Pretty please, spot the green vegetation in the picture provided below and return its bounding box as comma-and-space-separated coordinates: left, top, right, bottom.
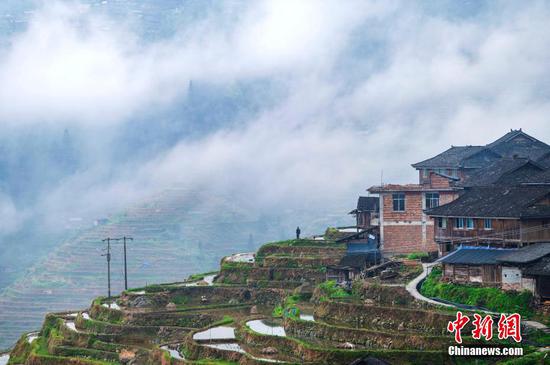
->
421, 267, 534, 316
406, 252, 429, 260
324, 227, 341, 240
211, 315, 234, 326
317, 280, 351, 302
272, 294, 306, 319
499, 351, 548, 364
188, 271, 218, 282
525, 329, 550, 347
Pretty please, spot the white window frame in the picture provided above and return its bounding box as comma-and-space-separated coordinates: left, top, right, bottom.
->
425, 192, 440, 209
466, 218, 474, 230
392, 193, 405, 212
484, 219, 492, 230
455, 218, 465, 229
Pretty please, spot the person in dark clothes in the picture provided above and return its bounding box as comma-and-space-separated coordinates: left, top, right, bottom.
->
296, 226, 301, 240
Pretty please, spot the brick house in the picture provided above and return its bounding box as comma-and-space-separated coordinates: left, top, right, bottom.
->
367, 129, 550, 255
368, 174, 458, 254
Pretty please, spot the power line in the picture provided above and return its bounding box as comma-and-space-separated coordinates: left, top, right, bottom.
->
101, 236, 134, 299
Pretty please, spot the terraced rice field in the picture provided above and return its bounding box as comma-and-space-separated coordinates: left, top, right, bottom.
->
0, 187, 345, 349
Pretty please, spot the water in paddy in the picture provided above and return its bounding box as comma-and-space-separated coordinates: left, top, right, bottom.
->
246, 319, 286, 337
300, 314, 314, 321
0, 354, 9, 365
193, 326, 235, 341
161, 346, 185, 360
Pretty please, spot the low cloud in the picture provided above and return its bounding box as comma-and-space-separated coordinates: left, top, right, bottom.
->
2, 0, 550, 236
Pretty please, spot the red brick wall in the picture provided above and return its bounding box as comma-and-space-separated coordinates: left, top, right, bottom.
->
383, 225, 438, 253
382, 192, 423, 221
380, 190, 459, 254
429, 173, 452, 189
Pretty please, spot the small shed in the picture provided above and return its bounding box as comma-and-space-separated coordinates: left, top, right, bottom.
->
438, 246, 517, 285
326, 242, 381, 284
498, 243, 550, 300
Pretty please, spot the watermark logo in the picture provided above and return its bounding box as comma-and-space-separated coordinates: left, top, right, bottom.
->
447, 311, 522, 343
447, 311, 523, 357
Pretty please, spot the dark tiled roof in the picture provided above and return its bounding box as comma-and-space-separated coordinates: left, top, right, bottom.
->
487, 130, 550, 160
356, 196, 379, 212
412, 146, 485, 169
521, 169, 550, 185
413, 130, 550, 170
536, 152, 550, 169
339, 252, 380, 268
498, 243, 550, 264
458, 158, 545, 187
426, 186, 550, 218
523, 256, 550, 276
439, 246, 517, 265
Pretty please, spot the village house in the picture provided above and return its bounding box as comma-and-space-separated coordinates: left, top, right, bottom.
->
326, 238, 381, 284
426, 185, 550, 255
438, 246, 512, 285
498, 243, 550, 303
367, 129, 550, 255
349, 196, 379, 230
439, 243, 550, 303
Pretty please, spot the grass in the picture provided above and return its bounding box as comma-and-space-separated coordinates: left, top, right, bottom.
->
420, 267, 534, 317
317, 280, 351, 302
272, 294, 307, 319
188, 271, 218, 281
406, 252, 429, 260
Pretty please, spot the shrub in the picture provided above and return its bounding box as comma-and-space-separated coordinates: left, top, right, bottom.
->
407, 252, 429, 260
318, 280, 351, 300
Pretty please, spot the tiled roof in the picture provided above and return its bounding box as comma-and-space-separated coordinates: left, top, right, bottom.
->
458, 158, 545, 187
426, 186, 550, 218
498, 243, 550, 264
439, 246, 517, 265
536, 152, 550, 169
339, 252, 381, 268
523, 256, 550, 276
487, 129, 550, 160
412, 146, 485, 169
413, 130, 550, 170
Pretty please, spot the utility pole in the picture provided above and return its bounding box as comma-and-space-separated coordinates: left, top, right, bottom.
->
101, 238, 112, 301
102, 236, 133, 293
122, 236, 133, 290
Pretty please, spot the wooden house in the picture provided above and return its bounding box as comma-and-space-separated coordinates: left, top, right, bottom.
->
426, 185, 550, 255
326, 242, 381, 284
438, 246, 514, 285
349, 196, 379, 229
497, 243, 550, 302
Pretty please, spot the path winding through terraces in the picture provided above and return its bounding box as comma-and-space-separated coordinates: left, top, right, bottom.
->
406, 263, 549, 334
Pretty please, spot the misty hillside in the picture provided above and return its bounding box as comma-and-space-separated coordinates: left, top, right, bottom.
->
0, 186, 349, 349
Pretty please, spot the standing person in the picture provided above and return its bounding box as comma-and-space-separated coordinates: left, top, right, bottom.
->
296, 226, 301, 240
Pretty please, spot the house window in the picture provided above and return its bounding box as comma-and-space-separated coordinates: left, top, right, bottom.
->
456, 218, 465, 229
437, 217, 447, 229
484, 219, 492, 230
392, 193, 405, 212
466, 218, 474, 230
425, 193, 440, 209
422, 169, 428, 178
